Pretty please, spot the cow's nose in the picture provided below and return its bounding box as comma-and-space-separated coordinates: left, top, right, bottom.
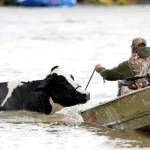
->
86, 92, 90, 100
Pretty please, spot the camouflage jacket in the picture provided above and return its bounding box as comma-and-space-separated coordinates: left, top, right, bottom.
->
99, 47, 150, 88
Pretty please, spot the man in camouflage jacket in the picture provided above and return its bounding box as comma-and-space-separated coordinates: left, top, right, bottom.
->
95, 37, 150, 96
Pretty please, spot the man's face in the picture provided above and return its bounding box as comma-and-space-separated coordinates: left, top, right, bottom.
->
131, 47, 136, 55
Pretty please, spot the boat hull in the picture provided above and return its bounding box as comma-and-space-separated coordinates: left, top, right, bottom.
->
80, 86, 150, 131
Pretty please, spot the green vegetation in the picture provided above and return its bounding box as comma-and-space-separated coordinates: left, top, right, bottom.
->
0, 0, 16, 5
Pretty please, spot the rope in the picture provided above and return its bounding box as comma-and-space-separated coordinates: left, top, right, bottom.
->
85, 69, 95, 90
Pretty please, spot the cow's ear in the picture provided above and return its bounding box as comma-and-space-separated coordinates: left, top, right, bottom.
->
34, 76, 53, 93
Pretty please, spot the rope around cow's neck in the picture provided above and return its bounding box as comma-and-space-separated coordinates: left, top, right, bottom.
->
85, 69, 95, 90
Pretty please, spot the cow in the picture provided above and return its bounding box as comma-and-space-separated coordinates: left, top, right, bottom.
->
0, 66, 90, 114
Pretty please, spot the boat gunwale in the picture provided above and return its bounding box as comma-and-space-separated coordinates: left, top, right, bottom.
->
80, 86, 150, 114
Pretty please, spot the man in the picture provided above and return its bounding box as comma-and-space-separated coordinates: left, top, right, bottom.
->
95, 37, 150, 96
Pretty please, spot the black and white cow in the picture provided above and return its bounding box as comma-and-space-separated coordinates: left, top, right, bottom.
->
0, 66, 90, 114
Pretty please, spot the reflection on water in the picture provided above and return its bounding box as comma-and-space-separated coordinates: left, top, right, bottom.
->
95, 127, 150, 148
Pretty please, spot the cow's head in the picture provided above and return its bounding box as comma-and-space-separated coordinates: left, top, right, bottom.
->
48, 66, 90, 107
34, 66, 90, 113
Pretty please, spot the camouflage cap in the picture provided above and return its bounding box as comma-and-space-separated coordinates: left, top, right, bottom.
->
131, 37, 147, 48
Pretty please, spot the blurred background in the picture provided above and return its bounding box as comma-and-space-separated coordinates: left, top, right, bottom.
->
1, 0, 150, 6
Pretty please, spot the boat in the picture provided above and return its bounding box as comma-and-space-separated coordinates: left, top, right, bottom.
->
16, 0, 76, 7
80, 86, 150, 131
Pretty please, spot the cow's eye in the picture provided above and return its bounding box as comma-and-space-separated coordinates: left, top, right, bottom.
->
59, 78, 64, 81
70, 74, 75, 81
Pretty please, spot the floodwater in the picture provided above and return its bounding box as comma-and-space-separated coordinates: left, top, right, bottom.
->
0, 5, 150, 150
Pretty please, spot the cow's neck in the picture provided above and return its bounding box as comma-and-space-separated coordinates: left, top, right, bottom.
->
49, 97, 64, 113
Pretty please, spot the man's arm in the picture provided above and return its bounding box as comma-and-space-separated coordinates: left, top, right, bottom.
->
97, 61, 133, 81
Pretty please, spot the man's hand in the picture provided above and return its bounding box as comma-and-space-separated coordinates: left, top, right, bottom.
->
95, 64, 102, 73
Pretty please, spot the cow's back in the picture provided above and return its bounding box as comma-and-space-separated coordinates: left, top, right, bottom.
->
0, 82, 8, 105
0, 80, 43, 110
